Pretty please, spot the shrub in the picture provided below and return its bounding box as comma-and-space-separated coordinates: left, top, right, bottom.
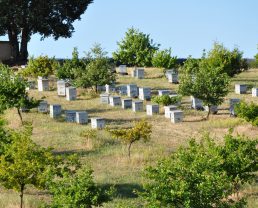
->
152, 48, 177, 70
23, 55, 59, 78
234, 101, 258, 126
151, 95, 182, 106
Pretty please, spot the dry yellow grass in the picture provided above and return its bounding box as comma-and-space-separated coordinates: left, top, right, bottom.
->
1, 67, 258, 207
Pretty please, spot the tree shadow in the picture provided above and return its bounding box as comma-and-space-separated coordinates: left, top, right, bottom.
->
101, 183, 144, 199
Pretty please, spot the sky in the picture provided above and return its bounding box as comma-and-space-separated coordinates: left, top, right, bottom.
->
1, 0, 258, 58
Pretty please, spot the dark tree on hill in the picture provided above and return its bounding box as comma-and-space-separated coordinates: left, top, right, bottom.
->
0, 0, 93, 62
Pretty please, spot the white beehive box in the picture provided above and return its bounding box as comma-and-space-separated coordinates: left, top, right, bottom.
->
37, 77, 49, 91
100, 94, 109, 104
57, 80, 66, 96
164, 105, 177, 118
118, 65, 127, 74
50, 104, 62, 118
132, 100, 143, 112
204, 105, 218, 114
139, 87, 151, 100
165, 69, 177, 79
170, 110, 183, 123
167, 73, 178, 83
109, 96, 121, 106
127, 84, 138, 98
252, 88, 258, 97
66, 87, 77, 101
158, 90, 172, 96
38, 101, 48, 113
146, 104, 159, 116
229, 98, 240, 116
91, 117, 105, 129
235, 84, 247, 94
76, 111, 88, 124
191, 96, 203, 110
122, 98, 132, 109
65, 110, 76, 122
118, 85, 127, 95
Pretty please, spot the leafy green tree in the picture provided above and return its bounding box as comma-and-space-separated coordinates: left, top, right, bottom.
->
151, 94, 182, 106
234, 101, 258, 126
49, 165, 112, 208
207, 42, 248, 77
152, 48, 177, 70
0, 64, 38, 123
113, 27, 159, 67
108, 120, 152, 158
22, 55, 59, 78
56, 47, 86, 80
179, 58, 230, 119
75, 43, 116, 92
142, 133, 258, 208
0, 125, 54, 208
0, 0, 93, 62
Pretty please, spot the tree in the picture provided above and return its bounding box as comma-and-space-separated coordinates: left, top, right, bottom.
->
0, 0, 93, 62
75, 43, 116, 92
151, 94, 182, 106
113, 27, 159, 67
0, 125, 54, 208
142, 133, 258, 208
49, 165, 112, 208
0, 64, 38, 123
207, 42, 248, 77
56, 47, 86, 80
108, 120, 152, 158
234, 101, 258, 126
152, 48, 177, 70
179, 58, 230, 119
22, 55, 59, 78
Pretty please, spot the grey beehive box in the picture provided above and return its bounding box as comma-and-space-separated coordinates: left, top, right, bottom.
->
38, 101, 48, 113
37, 76, 49, 91
109, 96, 121, 106
158, 90, 172, 96
139, 87, 151, 100
146, 104, 159, 116
66, 87, 77, 101
91, 117, 105, 129
118, 85, 127, 95
127, 84, 138, 98
170, 110, 183, 123
122, 98, 132, 109
191, 96, 203, 110
132, 100, 144, 112
50, 104, 62, 118
65, 110, 76, 122
118, 65, 127, 74
76, 111, 88, 124
235, 84, 247, 94
204, 105, 218, 114
167, 73, 178, 84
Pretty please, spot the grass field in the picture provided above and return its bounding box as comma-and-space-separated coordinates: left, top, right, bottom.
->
1, 67, 258, 207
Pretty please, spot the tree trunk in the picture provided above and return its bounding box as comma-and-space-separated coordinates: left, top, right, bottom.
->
7, 28, 19, 62
206, 105, 211, 120
20, 184, 25, 208
20, 28, 29, 62
95, 85, 98, 93
17, 108, 23, 124
128, 142, 133, 159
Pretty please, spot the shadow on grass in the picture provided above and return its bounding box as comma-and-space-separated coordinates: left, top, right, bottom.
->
101, 183, 144, 199
105, 118, 139, 126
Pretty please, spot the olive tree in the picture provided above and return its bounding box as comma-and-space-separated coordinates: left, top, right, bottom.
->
113, 27, 159, 67
179, 58, 230, 119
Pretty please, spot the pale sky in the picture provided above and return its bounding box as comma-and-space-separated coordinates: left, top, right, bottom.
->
1, 0, 258, 58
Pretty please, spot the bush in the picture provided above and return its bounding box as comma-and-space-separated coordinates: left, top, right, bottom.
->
23, 55, 59, 78
152, 48, 177, 70
141, 133, 258, 207
234, 101, 258, 126
151, 95, 181, 106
